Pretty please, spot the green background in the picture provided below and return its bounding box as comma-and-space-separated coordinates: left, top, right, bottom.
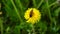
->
0, 0, 60, 34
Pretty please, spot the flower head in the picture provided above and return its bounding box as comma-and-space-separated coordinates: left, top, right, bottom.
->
24, 8, 41, 24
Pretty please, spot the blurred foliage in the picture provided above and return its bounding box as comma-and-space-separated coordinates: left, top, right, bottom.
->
0, 0, 60, 34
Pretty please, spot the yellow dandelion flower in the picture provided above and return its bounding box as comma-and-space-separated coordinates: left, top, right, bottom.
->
24, 8, 41, 24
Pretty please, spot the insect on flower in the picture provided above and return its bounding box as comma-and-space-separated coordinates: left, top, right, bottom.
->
24, 8, 41, 24
30, 10, 34, 17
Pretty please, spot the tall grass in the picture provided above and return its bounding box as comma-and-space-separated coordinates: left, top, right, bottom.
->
0, 0, 60, 34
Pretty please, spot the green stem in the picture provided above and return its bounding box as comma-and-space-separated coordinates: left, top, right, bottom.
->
0, 18, 3, 34
37, 0, 44, 8
17, 0, 24, 17
46, 0, 52, 22
32, 0, 36, 8
17, 0, 23, 11
28, 30, 31, 34
10, 0, 23, 23
32, 25, 35, 34
45, 0, 56, 29
46, 0, 58, 33
49, 1, 57, 8
0, 3, 3, 34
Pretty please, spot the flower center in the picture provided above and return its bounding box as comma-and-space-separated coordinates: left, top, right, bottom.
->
30, 10, 34, 17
